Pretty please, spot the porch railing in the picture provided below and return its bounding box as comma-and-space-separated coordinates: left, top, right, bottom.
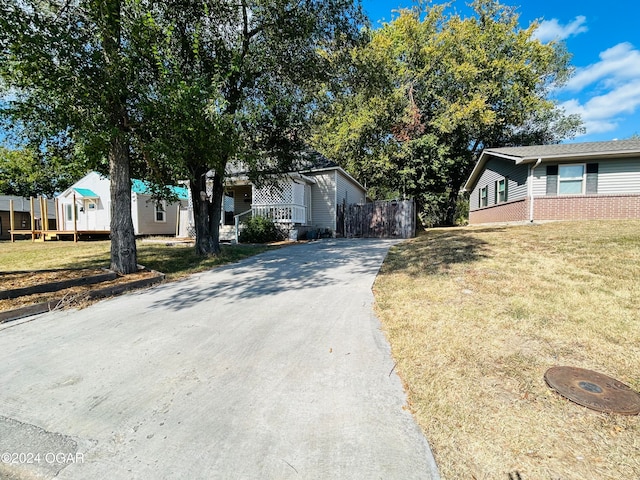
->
252, 203, 306, 224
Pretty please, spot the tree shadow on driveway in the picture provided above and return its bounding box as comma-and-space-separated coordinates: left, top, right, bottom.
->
147, 238, 399, 311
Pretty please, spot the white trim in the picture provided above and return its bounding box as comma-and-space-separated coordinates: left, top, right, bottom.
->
558, 163, 586, 195
479, 185, 488, 207
497, 179, 506, 203
529, 158, 542, 222
154, 200, 167, 223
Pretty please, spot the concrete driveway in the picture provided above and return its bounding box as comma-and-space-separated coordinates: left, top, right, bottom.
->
0, 239, 439, 479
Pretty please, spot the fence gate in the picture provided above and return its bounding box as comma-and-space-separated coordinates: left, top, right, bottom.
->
336, 199, 415, 239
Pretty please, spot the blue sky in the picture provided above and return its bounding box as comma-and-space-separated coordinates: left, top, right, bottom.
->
361, 0, 640, 143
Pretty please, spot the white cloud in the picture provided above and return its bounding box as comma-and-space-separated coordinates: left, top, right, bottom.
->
558, 42, 640, 136
533, 16, 588, 43
566, 42, 640, 92
561, 79, 640, 135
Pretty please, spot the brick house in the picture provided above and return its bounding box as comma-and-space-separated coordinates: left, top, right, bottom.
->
463, 140, 640, 225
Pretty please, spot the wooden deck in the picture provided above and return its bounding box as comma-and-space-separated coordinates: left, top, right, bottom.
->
9, 229, 110, 242
6, 196, 111, 242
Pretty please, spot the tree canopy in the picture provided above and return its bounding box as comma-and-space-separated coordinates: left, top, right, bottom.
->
0, 146, 83, 197
1, 0, 365, 266
312, 0, 584, 225
134, 0, 365, 255
1, 0, 150, 273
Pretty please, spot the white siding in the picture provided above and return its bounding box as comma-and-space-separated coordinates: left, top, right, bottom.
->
308, 171, 336, 230
57, 172, 111, 231
532, 164, 546, 197
336, 170, 366, 206
598, 158, 640, 193
133, 194, 185, 235
532, 158, 640, 196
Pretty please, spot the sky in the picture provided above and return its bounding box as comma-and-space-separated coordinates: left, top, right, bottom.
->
361, 0, 640, 143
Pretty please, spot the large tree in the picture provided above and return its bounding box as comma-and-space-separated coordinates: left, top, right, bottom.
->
313, 0, 584, 225
1, 0, 144, 273
134, 0, 365, 255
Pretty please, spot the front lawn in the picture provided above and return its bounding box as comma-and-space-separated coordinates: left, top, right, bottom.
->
0, 239, 274, 280
374, 221, 639, 480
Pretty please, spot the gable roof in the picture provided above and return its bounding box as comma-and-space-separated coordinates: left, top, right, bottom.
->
225, 150, 366, 193
464, 139, 640, 192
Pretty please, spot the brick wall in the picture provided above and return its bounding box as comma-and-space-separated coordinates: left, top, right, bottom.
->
534, 194, 640, 221
469, 199, 528, 224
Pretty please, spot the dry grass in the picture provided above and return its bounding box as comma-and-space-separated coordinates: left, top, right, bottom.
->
0, 239, 275, 313
374, 221, 640, 480
0, 239, 274, 279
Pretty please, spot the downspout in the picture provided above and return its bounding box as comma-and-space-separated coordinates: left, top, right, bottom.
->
529, 158, 542, 222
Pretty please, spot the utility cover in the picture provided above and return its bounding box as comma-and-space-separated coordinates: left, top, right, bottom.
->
544, 366, 640, 415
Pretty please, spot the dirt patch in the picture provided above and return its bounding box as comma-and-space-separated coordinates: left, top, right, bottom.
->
0, 269, 109, 291
0, 269, 163, 318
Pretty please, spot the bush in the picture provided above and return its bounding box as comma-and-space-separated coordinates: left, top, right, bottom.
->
238, 216, 285, 243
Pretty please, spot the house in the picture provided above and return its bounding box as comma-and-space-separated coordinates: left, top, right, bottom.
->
463, 140, 640, 225
193, 153, 368, 240
57, 172, 188, 236
0, 195, 56, 240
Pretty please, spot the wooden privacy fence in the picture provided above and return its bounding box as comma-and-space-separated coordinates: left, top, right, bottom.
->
337, 199, 416, 239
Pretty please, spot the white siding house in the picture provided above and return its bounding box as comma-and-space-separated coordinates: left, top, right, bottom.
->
193, 155, 368, 240
57, 172, 188, 236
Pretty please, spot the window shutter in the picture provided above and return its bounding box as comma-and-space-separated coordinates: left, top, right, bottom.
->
494, 181, 498, 204
586, 163, 598, 194
546, 165, 558, 196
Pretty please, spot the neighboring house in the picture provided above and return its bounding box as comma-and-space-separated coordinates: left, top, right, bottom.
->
57, 172, 188, 236
0, 195, 56, 240
463, 140, 640, 225
193, 153, 368, 240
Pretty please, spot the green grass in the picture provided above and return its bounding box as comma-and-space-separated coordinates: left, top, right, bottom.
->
374, 220, 640, 480
0, 239, 274, 279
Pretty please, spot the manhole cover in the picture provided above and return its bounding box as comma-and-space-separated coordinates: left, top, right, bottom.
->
545, 366, 640, 415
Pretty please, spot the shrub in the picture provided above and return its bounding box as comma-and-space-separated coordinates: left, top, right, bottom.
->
238, 216, 285, 243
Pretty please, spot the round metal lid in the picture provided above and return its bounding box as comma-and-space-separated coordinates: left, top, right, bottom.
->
544, 366, 640, 415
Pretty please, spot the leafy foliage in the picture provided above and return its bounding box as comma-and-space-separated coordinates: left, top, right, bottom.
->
1, 1, 365, 264
0, 0, 147, 273
0, 146, 83, 197
134, 0, 365, 256
313, 0, 584, 225
238, 216, 286, 244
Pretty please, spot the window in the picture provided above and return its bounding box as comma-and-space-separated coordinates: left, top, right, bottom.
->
88, 202, 96, 210
223, 191, 235, 226
65, 204, 77, 221
559, 164, 585, 194
155, 201, 166, 223
496, 179, 507, 203
480, 186, 488, 207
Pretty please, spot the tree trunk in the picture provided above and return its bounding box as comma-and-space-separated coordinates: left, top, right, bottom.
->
109, 134, 138, 274
191, 171, 222, 256
98, 0, 137, 273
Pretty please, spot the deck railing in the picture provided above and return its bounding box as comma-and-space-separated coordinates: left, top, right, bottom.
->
252, 203, 306, 224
